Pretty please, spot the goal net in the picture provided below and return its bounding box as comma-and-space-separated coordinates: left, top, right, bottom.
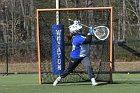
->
36, 7, 113, 84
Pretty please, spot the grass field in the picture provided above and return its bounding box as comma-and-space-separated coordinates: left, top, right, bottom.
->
0, 74, 140, 93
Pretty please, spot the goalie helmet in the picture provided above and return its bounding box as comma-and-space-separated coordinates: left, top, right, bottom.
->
69, 20, 82, 34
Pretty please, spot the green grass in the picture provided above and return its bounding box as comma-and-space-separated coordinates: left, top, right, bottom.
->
0, 74, 140, 93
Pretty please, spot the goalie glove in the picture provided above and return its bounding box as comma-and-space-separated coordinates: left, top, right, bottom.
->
88, 26, 94, 35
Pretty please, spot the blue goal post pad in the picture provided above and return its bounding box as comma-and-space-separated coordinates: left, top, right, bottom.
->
52, 24, 65, 75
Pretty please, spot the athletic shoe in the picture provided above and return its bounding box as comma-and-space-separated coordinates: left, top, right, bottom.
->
91, 78, 98, 86
53, 76, 61, 86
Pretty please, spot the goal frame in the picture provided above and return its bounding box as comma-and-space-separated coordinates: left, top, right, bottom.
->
36, 7, 113, 85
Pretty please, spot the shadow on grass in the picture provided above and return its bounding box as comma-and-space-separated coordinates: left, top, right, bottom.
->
113, 80, 140, 85
57, 82, 109, 86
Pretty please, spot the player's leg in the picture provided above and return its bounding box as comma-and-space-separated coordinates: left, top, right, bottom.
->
61, 59, 80, 77
53, 76, 61, 86
53, 58, 82, 86
81, 57, 98, 86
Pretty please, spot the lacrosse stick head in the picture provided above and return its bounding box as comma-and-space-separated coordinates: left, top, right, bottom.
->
93, 26, 110, 40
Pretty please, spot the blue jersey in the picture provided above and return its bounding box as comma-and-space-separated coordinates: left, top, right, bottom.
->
70, 34, 90, 58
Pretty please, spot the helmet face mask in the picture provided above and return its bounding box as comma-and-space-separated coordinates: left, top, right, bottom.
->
69, 20, 82, 34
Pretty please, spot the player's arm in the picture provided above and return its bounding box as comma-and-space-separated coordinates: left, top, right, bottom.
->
82, 35, 92, 44
82, 26, 94, 44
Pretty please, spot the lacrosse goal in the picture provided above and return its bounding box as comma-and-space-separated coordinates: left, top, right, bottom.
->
36, 7, 113, 84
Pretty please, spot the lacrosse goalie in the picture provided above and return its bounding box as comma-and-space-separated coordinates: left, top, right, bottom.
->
53, 20, 98, 86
